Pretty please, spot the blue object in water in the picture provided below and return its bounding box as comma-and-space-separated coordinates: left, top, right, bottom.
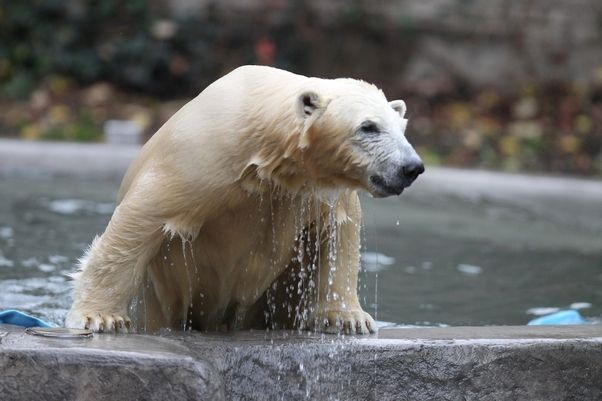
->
0, 309, 52, 328
528, 309, 588, 325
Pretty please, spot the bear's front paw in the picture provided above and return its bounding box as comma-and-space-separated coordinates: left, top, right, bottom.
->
309, 308, 377, 335
65, 311, 131, 333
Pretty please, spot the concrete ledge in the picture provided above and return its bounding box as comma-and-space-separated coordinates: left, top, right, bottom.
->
2, 139, 601, 194
0, 139, 139, 180
0, 325, 223, 401
2, 325, 601, 400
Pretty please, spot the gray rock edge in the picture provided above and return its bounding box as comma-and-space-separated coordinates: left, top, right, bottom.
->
1, 324, 601, 400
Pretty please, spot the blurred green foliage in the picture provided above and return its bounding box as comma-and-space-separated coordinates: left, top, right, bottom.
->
0, 0, 408, 99
0, 0, 220, 98
408, 83, 602, 176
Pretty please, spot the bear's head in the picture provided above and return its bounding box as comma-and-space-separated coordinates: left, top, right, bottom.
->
296, 78, 424, 197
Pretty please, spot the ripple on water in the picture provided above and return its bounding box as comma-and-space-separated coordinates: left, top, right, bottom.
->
526, 307, 561, 316
361, 252, 395, 272
38, 263, 56, 273
48, 255, 69, 264
0, 276, 71, 325
457, 264, 483, 276
0, 254, 15, 267
20, 257, 39, 268
569, 302, 592, 310
46, 199, 114, 215
0, 226, 14, 239
526, 302, 593, 316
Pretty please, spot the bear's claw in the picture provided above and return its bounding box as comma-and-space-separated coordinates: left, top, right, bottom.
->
69, 312, 131, 333
308, 309, 377, 335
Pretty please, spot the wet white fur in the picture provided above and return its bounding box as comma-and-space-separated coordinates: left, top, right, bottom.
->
65, 65, 417, 334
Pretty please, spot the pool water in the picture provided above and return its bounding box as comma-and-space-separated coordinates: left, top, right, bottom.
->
360, 191, 602, 326
0, 173, 600, 327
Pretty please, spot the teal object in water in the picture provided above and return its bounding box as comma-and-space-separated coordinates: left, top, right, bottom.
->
0, 310, 52, 328
528, 310, 588, 325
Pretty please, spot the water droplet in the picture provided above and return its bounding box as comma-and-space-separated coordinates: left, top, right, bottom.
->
395, 220, 400, 226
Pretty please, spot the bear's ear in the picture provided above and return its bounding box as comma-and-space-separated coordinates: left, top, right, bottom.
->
297, 91, 323, 118
389, 100, 407, 118
297, 91, 328, 148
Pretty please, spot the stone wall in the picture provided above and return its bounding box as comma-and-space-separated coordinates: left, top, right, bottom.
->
163, 0, 602, 93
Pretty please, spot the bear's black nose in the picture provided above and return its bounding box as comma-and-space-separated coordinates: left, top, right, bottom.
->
370, 161, 425, 197
402, 161, 425, 182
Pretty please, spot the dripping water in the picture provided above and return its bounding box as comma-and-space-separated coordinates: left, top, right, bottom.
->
180, 238, 194, 331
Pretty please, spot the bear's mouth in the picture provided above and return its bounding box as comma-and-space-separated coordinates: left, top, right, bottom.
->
369, 175, 404, 197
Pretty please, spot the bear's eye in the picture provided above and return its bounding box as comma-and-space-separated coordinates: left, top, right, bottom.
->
360, 120, 380, 134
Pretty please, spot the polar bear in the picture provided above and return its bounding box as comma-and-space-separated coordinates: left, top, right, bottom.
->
66, 65, 424, 334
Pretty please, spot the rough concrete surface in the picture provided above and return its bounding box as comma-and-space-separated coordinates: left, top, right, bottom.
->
1, 324, 601, 401
0, 325, 223, 401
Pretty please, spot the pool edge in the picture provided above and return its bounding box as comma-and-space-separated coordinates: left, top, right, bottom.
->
1, 325, 601, 400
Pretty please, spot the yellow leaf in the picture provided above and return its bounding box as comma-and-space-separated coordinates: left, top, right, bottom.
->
48, 105, 71, 124
463, 129, 482, 150
499, 136, 519, 157
575, 114, 592, 134
445, 102, 471, 129
595, 67, 602, 85
21, 124, 41, 140
558, 136, 580, 154
48, 76, 71, 95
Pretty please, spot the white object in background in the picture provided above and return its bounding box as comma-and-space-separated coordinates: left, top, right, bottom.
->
104, 119, 142, 145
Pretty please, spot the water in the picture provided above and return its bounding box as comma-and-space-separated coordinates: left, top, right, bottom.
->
0, 176, 115, 324
358, 177, 602, 326
0, 174, 600, 327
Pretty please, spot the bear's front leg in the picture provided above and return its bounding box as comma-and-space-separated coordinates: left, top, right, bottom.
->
309, 192, 376, 335
66, 193, 165, 333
